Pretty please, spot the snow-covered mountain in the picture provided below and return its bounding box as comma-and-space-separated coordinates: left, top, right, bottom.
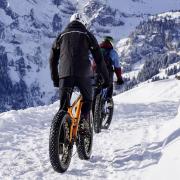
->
0, 0, 76, 112
116, 11, 180, 92
0, 78, 180, 179
0, 0, 180, 112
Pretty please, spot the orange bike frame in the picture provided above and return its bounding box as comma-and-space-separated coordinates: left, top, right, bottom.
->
67, 95, 83, 142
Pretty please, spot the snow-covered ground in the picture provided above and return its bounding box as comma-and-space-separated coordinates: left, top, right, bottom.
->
0, 78, 180, 179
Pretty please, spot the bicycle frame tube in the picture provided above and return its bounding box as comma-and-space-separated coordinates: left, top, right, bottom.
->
68, 95, 83, 142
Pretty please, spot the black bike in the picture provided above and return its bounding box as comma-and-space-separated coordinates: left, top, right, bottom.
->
93, 85, 114, 133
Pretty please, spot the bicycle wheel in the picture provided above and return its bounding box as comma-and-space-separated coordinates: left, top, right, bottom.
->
93, 94, 103, 133
76, 112, 93, 160
49, 110, 73, 173
101, 98, 114, 129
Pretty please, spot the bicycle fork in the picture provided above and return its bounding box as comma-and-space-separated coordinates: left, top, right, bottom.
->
68, 96, 83, 143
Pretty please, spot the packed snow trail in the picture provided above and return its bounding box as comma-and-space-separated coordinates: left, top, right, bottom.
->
0, 79, 180, 180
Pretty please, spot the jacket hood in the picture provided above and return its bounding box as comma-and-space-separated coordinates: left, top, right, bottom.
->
100, 40, 113, 49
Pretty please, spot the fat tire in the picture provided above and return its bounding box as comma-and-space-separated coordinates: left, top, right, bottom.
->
93, 94, 103, 133
49, 110, 73, 173
101, 98, 114, 129
76, 113, 93, 160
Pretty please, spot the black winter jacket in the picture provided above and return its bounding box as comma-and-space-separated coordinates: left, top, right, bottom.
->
49, 21, 109, 85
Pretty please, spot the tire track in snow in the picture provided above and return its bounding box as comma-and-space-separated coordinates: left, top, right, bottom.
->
0, 101, 179, 179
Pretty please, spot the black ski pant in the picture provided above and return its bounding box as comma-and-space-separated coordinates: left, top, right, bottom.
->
59, 76, 92, 116
92, 71, 113, 114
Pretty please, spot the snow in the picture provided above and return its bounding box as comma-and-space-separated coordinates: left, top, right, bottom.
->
8, 67, 20, 84
115, 78, 180, 103
8, 0, 34, 16
108, 0, 180, 14
0, 9, 13, 25
71, 0, 180, 40
111, 16, 142, 40
157, 11, 180, 19
142, 104, 180, 180
8, 0, 58, 19
1, 0, 180, 110
0, 78, 180, 179
1, 0, 180, 178
106, 0, 180, 39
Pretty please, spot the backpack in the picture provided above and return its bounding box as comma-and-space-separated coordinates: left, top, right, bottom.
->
101, 48, 114, 71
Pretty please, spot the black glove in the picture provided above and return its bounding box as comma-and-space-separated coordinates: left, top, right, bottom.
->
53, 81, 59, 87
102, 81, 110, 88
116, 78, 124, 85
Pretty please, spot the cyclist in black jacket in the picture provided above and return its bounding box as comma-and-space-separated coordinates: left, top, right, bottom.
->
49, 13, 109, 131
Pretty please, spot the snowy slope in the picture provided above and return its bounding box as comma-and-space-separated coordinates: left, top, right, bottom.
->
0, 78, 180, 179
